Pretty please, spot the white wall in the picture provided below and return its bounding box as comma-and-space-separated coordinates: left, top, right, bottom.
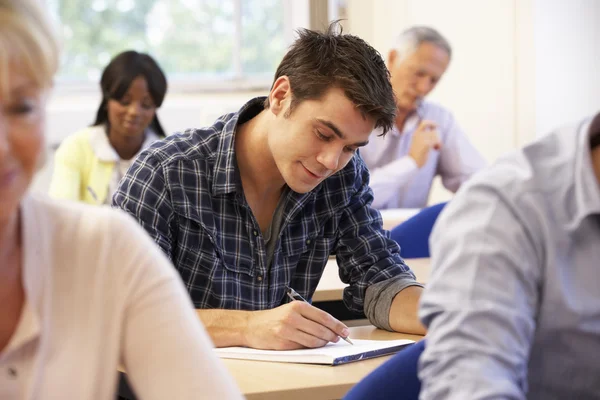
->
534, 0, 600, 136
346, 0, 523, 203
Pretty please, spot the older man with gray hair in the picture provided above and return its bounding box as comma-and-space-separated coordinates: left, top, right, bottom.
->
360, 26, 486, 209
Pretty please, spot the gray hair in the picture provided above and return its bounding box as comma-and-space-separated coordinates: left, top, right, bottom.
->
395, 26, 452, 60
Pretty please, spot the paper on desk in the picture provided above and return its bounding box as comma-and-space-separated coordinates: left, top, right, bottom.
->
215, 338, 415, 365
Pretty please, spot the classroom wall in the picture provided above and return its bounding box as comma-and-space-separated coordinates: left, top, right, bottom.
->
345, 0, 600, 204
534, 0, 600, 137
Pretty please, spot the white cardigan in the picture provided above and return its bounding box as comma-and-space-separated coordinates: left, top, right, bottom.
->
0, 195, 242, 399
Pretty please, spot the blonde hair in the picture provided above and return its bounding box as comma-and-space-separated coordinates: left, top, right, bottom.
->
0, 0, 60, 97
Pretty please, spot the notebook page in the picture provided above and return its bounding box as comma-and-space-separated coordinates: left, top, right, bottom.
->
216, 338, 415, 364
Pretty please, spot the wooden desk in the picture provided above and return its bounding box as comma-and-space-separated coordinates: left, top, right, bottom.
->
313, 258, 431, 302
223, 326, 423, 400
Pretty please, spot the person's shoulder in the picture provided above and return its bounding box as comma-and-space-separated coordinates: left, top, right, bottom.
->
56, 125, 101, 152
32, 194, 135, 234
34, 195, 157, 261
141, 112, 237, 166
319, 154, 369, 201
459, 127, 574, 214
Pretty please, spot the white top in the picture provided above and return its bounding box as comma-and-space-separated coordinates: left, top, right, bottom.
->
88, 126, 159, 205
360, 101, 486, 209
0, 195, 242, 400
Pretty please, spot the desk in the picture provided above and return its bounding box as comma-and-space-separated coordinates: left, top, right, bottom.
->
379, 208, 420, 230
223, 325, 423, 400
313, 258, 431, 303
118, 326, 423, 400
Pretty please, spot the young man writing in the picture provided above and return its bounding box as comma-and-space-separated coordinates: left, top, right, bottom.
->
113, 23, 425, 350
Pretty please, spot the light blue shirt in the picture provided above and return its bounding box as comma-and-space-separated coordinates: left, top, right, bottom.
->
360, 101, 486, 209
419, 116, 600, 399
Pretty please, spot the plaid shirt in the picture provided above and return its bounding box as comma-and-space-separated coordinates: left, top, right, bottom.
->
113, 97, 417, 314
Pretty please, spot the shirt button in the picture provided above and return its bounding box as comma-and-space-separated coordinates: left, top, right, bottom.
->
257, 275, 263, 282
306, 239, 311, 244
7, 367, 17, 378
253, 230, 258, 236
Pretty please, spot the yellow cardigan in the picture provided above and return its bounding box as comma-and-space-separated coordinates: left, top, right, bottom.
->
49, 126, 116, 205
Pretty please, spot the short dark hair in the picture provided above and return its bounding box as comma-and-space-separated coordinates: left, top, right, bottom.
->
264, 21, 396, 135
92, 50, 168, 138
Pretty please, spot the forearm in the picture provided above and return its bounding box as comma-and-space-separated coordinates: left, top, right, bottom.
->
389, 286, 426, 334
196, 309, 250, 348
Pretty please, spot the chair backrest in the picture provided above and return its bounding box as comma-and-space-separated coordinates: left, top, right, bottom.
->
390, 202, 447, 258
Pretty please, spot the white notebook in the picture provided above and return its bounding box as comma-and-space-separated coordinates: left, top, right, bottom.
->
215, 338, 415, 366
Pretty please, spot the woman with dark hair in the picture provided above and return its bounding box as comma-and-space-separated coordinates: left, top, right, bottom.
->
49, 50, 168, 204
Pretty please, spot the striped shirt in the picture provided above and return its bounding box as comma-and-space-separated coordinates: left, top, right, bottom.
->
112, 97, 420, 324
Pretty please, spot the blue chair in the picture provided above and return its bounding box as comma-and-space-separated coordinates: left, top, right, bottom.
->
390, 202, 447, 258
344, 340, 425, 400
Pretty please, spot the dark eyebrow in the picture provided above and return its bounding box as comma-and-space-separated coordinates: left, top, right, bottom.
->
315, 118, 369, 147
316, 118, 345, 139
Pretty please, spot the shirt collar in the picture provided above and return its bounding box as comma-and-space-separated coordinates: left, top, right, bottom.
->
567, 116, 600, 231
89, 125, 159, 162
389, 101, 426, 138
211, 97, 266, 196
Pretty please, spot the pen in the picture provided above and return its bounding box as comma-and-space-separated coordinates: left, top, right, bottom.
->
285, 285, 354, 345
87, 186, 100, 204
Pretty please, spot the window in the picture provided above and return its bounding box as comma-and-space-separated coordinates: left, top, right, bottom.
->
48, 0, 298, 90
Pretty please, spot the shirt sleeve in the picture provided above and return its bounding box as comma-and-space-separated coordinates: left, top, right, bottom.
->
48, 137, 83, 202
364, 275, 424, 331
364, 156, 419, 209
112, 212, 243, 400
335, 161, 421, 328
437, 112, 487, 193
112, 151, 175, 260
419, 177, 541, 400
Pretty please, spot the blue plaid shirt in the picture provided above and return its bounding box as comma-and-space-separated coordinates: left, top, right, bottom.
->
113, 97, 418, 315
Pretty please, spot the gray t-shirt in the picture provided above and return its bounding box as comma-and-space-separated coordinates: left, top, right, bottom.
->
263, 187, 417, 330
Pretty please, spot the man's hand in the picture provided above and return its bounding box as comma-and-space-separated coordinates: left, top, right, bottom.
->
408, 120, 442, 168
243, 301, 350, 350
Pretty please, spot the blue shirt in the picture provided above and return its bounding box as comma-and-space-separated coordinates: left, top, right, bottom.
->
360, 101, 486, 209
113, 97, 419, 321
419, 116, 600, 399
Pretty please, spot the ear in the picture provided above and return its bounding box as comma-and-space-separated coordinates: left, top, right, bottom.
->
387, 49, 398, 68
268, 76, 292, 116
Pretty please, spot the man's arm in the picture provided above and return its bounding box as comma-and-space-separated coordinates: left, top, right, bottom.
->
419, 177, 540, 399
334, 162, 424, 332
437, 112, 487, 192
196, 302, 350, 350
366, 120, 441, 209
389, 286, 426, 334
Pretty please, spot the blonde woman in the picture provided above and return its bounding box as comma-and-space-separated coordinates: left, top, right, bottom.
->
0, 1, 242, 399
